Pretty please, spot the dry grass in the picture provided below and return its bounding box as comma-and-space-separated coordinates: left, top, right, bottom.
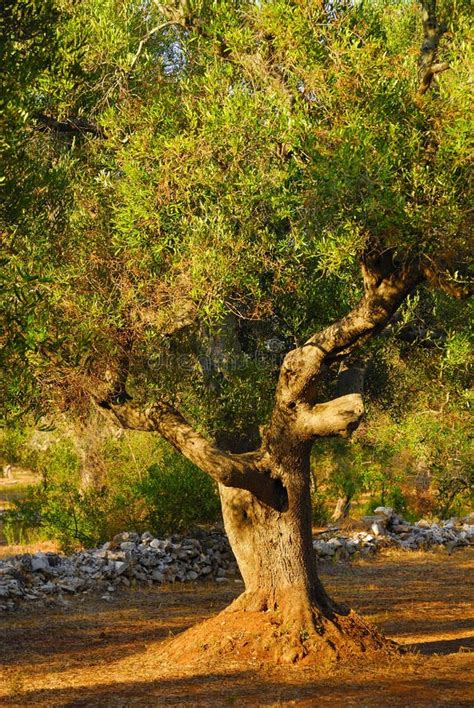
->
0, 468, 38, 498
0, 548, 473, 706
0, 540, 60, 560
0, 468, 44, 548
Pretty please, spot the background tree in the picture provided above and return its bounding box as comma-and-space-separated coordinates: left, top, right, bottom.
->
1, 0, 472, 664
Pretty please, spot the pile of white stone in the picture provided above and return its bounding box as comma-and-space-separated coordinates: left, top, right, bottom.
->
312, 507, 474, 560
0, 529, 238, 612
0, 509, 472, 612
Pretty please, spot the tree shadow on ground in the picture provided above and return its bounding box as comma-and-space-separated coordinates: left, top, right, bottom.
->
409, 635, 474, 655
3, 670, 473, 707
1, 551, 473, 705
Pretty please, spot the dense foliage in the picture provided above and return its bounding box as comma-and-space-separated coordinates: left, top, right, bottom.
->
1, 0, 472, 537
1, 428, 220, 549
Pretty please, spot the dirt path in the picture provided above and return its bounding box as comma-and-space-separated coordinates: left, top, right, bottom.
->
1, 548, 473, 706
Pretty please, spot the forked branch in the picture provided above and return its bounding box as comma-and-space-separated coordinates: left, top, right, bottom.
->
418, 0, 448, 95
276, 254, 422, 409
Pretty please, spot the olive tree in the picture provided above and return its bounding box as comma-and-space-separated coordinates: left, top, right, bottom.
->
1, 0, 471, 663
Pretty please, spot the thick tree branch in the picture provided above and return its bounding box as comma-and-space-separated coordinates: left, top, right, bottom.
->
296, 394, 364, 440
276, 256, 423, 409
294, 365, 365, 440
418, 1, 448, 96
97, 398, 287, 511
34, 113, 105, 137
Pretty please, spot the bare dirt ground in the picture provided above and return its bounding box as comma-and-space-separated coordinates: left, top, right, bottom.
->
0, 548, 473, 706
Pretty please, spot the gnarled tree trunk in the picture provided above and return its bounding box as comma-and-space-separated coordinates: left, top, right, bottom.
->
90, 0, 464, 665
158, 439, 391, 668
97, 250, 436, 666
331, 495, 352, 522
220, 453, 325, 617
213, 426, 392, 665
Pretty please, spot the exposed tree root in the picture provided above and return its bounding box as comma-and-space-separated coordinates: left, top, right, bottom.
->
156, 592, 399, 671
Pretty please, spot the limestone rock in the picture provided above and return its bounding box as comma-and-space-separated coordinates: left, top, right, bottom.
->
31, 554, 50, 572
1, 511, 472, 611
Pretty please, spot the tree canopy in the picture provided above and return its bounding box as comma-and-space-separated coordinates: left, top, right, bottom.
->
1, 0, 473, 668
1, 0, 472, 433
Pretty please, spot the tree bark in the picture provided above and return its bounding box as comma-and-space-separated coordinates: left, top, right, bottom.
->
158, 440, 391, 667
97, 251, 423, 664
417, 1, 448, 96
219, 446, 334, 619
331, 494, 352, 522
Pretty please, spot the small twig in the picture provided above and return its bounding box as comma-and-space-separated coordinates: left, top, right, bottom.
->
128, 20, 184, 75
